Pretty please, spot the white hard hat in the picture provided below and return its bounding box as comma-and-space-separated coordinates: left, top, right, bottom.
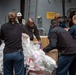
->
17, 12, 22, 16
55, 13, 61, 18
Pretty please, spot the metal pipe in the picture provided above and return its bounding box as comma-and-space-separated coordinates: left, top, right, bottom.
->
20, 0, 25, 18
35, 0, 38, 23
62, 0, 65, 21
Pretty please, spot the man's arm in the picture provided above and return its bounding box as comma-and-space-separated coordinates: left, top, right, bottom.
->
48, 26, 51, 40
0, 26, 4, 40
43, 31, 58, 53
34, 25, 41, 41
0, 26, 4, 45
68, 26, 74, 35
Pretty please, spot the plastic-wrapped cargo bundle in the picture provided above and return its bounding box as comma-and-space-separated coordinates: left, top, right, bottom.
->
22, 33, 57, 75
0, 43, 5, 75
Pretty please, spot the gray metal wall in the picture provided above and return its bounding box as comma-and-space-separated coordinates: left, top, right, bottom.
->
24, 0, 38, 22
0, 0, 76, 34
36, 0, 76, 35
0, 0, 20, 25
36, 0, 62, 35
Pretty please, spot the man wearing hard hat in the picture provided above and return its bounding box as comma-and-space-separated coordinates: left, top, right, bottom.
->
16, 12, 26, 25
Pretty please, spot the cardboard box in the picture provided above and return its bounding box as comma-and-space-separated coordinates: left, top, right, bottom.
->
34, 36, 58, 62
33, 36, 49, 48
46, 49, 58, 62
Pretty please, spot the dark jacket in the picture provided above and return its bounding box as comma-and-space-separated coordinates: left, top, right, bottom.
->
59, 21, 66, 28
22, 23, 41, 41
68, 24, 76, 41
43, 26, 76, 55
48, 26, 52, 40
48, 22, 66, 40
0, 21, 23, 54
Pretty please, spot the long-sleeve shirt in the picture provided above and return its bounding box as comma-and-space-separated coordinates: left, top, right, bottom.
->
48, 21, 66, 40
68, 25, 76, 41
59, 21, 66, 28
48, 26, 52, 40
22, 24, 41, 41
43, 26, 76, 55
0, 21, 23, 54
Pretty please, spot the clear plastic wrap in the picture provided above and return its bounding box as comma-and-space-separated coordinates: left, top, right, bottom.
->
0, 43, 5, 74
22, 33, 57, 75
